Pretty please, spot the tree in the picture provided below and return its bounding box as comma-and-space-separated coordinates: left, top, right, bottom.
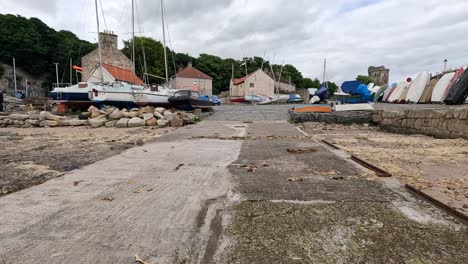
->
301, 77, 321, 88
326, 81, 338, 96
356, 75, 375, 85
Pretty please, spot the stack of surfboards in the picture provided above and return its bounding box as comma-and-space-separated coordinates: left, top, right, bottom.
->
405, 71, 430, 103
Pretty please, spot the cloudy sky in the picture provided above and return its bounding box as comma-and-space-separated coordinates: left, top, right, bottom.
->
3, 0, 468, 84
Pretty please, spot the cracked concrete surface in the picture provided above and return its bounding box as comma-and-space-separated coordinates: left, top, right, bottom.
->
0, 105, 467, 264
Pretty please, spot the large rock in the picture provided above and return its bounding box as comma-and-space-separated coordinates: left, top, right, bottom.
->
26, 119, 40, 126
104, 107, 117, 116
155, 107, 165, 114
164, 110, 174, 121
89, 117, 108, 128
29, 113, 41, 120
79, 112, 91, 120
171, 114, 184, 127
69, 119, 89, 126
116, 118, 130, 128
39, 111, 50, 121
154, 111, 164, 120
142, 113, 154, 121
91, 110, 106, 119
109, 109, 124, 120
128, 117, 146, 127
9, 114, 30, 121
123, 111, 138, 118
157, 119, 169, 128
88, 105, 99, 113
139, 106, 154, 115
182, 113, 199, 124
39, 120, 58, 127
46, 114, 66, 122
105, 121, 118, 128
146, 117, 157, 126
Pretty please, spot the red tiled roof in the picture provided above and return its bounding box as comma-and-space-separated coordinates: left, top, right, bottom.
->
102, 63, 144, 85
232, 70, 257, 85
175, 66, 212, 80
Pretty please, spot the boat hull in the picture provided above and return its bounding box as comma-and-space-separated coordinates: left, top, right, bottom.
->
168, 96, 214, 110
51, 91, 89, 101
133, 92, 171, 107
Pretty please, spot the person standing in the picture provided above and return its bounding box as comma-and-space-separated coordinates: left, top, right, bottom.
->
0, 89, 4, 112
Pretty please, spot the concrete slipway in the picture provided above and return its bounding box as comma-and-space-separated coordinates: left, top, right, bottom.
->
0, 105, 467, 264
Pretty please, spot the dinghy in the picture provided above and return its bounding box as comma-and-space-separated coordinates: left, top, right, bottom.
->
382, 83, 397, 102
405, 71, 430, 103
373, 84, 388, 102
444, 70, 468, 105
387, 81, 408, 103
443, 66, 467, 99
133, 88, 176, 107
419, 78, 438, 103
397, 80, 413, 103
431, 72, 455, 103
168, 90, 215, 110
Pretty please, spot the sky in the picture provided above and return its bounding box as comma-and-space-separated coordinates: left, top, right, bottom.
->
3, 0, 468, 85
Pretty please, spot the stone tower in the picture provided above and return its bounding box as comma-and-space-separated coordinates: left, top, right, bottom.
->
368, 66, 390, 86
81, 30, 133, 81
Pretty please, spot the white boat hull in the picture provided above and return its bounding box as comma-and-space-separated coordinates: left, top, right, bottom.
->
133, 92, 171, 106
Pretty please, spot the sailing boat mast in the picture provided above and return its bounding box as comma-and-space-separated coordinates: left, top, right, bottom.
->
132, 0, 136, 83
94, 0, 104, 82
161, 0, 169, 85
323, 58, 328, 89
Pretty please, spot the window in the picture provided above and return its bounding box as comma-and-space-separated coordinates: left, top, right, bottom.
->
250, 83, 255, 88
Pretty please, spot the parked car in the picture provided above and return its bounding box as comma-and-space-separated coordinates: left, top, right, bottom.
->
201, 95, 221, 105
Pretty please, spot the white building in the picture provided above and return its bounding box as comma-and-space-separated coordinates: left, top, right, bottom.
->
168, 62, 213, 95
230, 69, 275, 98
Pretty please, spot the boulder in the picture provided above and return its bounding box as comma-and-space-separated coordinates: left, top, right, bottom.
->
146, 117, 157, 126
104, 107, 117, 116
60, 120, 71, 126
164, 110, 174, 121
171, 115, 184, 127
9, 114, 30, 121
79, 112, 91, 120
116, 118, 130, 128
88, 105, 99, 113
155, 107, 165, 114
139, 106, 154, 114
105, 121, 118, 128
130, 108, 140, 112
157, 119, 169, 128
69, 119, 89, 126
142, 113, 154, 121
109, 109, 124, 120
123, 111, 138, 118
39, 120, 58, 127
154, 112, 164, 120
91, 110, 106, 119
26, 119, 40, 126
89, 117, 108, 128
39, 111, 50, 121
128, 117, 146, 127
29, 113, 41, 120
46, 114, 66, 122
182, 113, 199, 124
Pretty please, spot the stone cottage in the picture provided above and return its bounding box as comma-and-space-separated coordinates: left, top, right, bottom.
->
81, 31, 133, 81
168, 62, 213, 95
230, 69, 275, 98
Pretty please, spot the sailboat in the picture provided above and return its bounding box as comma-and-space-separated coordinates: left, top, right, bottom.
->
50, 1, 108, 104
89, 0, 146, 108
132, 0, 177, 106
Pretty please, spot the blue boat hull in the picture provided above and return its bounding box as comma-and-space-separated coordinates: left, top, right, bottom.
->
51, 92, 89, 101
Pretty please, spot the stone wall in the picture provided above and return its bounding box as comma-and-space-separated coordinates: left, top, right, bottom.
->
290, 110, 373, 124
373, 108, 468, 139
0, 63, 48, 97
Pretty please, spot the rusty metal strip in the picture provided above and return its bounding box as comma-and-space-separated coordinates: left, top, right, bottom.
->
350, 155, 392, 177
322, 140, 340, 150
405, 184, 468, 226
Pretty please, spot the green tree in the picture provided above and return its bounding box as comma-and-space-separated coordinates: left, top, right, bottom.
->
301, 77, 321, 88
356, 75, 375, 85
326, 81, 338, 96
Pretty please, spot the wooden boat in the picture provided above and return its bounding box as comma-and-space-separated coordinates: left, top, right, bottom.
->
168, 90, 215, 110
419, 78, 438, 103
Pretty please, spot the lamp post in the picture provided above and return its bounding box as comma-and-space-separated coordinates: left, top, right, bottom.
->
443, 59, 448, 72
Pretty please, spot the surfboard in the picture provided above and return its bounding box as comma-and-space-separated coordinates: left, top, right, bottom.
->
406, 71, 430, 103
431, 72, 455, 103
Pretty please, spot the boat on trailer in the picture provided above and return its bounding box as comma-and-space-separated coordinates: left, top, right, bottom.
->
89, 81, 144, 108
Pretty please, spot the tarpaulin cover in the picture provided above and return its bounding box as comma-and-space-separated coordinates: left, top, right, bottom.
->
341, 80, 364, 94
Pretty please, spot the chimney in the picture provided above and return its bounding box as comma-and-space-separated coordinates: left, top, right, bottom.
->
188, 61, 192, 68
99, 31, 118, 50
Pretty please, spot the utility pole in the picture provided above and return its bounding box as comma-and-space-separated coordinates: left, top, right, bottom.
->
54, 63, 59, 87
13, 57, 17, 95
94, 0, 104, 82
443, 59, 448, 72
70, 58, 73, 84
161, 0, 169, 85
